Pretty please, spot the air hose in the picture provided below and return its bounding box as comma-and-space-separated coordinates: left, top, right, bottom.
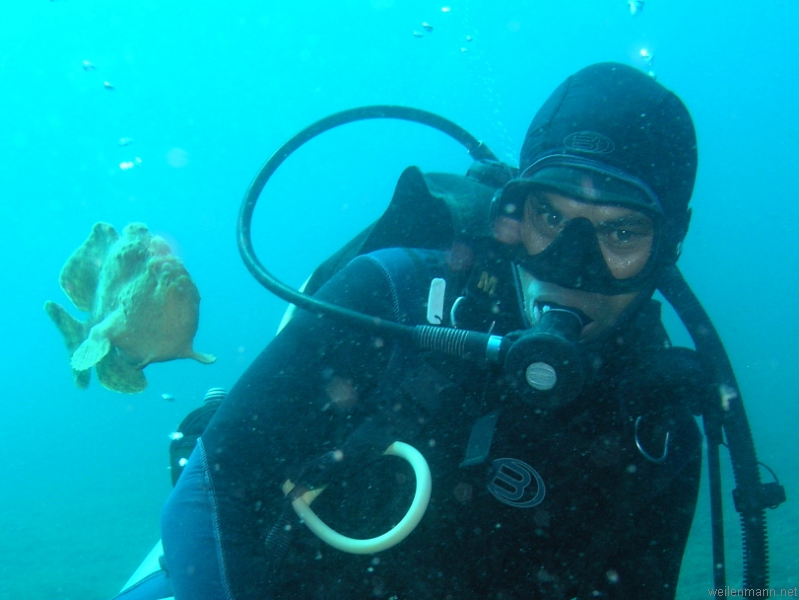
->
237, 106, 579, 397
658, 264, 783, 590
238, 105, 497, 325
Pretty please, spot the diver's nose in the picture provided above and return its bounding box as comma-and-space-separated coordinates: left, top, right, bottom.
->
553, 218, 596, 259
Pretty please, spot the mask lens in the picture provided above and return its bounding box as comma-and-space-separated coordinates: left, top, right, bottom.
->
593, 215, 655, 280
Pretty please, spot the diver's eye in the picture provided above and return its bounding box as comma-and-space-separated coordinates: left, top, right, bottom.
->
532, 202, 566, 233
599, 227, 651, 250
545, 212, 563, 227
611, 229, 635, 244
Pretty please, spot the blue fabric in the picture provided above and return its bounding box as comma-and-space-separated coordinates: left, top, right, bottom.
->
160, 441, 231, 600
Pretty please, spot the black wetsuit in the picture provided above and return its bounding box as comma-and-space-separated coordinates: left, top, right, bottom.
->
162, 246, 704, 600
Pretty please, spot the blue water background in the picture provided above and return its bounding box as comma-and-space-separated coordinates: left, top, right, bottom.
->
0, 1, 796, 598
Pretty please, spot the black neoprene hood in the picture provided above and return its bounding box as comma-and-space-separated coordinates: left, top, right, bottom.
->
499, 62, 698, 233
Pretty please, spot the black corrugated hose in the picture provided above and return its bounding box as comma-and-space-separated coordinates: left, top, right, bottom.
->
658, 264, 783, 590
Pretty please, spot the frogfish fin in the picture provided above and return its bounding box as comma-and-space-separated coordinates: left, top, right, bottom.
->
70, 325, 112, 371
190, 350, 216, 365
45, 300, 92, 389
96, 349, 147, 394
45, 301, 87, 353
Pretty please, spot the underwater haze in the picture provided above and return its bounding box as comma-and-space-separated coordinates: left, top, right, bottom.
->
0, 0, 797, 598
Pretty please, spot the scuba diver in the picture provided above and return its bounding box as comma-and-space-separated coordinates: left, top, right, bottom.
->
113, 62, 783, 600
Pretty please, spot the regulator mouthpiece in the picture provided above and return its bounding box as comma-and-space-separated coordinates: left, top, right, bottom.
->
503, 305, 586, 408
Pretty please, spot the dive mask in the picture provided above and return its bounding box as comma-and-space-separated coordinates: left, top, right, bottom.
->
515, 206, 662, 295
495, 160, 665, 296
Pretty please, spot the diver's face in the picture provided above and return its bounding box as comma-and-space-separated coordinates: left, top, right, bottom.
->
511, 191, 655, 341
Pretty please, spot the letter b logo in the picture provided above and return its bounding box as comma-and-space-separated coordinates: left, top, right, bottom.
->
488, 458, 546, 508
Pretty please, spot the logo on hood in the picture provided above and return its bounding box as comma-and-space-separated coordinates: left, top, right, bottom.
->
564, 131, 615, 154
